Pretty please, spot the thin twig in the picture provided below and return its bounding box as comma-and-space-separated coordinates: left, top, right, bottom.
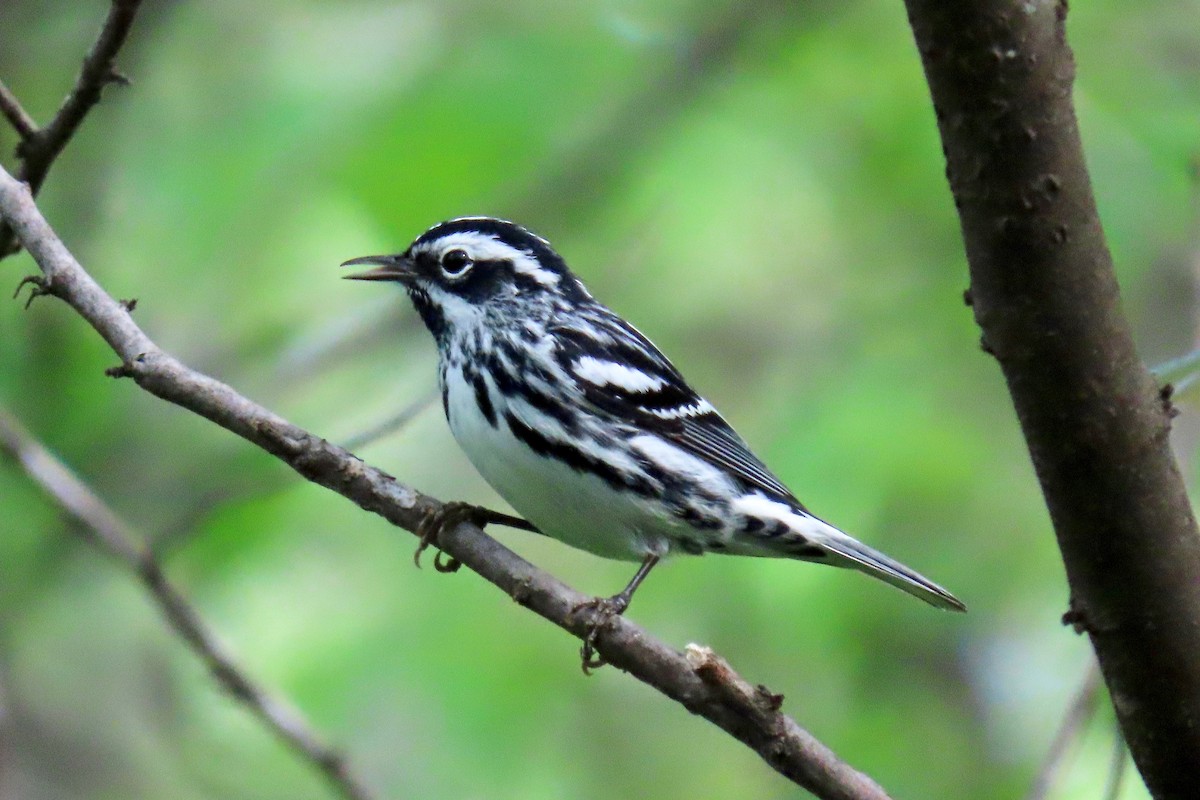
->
341, 390, 438, 451
503, 0, 800, 225
0, 81, 38, 141
154, 474, 297, 554
1022, 661, 1103, 800
154, 390, 438, 553
271, 297, 408, 386
1, 0, 144, 257
1, 163, 892, 800
0, 405, 376, 800
20, 0, 142, 190
1103, 727, 1128, 800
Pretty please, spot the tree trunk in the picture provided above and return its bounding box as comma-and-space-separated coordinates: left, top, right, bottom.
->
903, 2, 1200, 796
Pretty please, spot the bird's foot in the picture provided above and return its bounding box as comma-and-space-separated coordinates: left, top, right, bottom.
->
570, 593, 631, 674
414, 502, 537, 572
414, 501, 482, 572
568, 555, 659, 674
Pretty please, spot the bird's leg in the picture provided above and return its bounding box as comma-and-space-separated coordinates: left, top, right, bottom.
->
572, 554, 660, 674
414, 502, 539, 573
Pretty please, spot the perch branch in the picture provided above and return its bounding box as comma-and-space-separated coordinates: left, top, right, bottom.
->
0, 165, 891, 800
904, 0, 1200, 794
0, 405, 376, 800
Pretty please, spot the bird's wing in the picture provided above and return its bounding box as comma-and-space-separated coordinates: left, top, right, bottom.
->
550, 311, 803, 507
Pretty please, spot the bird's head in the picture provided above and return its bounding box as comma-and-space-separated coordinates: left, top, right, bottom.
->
343, 217, 590, 340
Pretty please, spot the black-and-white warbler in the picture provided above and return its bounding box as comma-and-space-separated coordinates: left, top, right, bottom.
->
344, 217, 964, 665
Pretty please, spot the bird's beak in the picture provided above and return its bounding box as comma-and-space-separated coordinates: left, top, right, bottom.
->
341, 254, 415, 283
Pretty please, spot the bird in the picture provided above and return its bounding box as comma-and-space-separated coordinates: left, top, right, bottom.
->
343, 217, 964, 668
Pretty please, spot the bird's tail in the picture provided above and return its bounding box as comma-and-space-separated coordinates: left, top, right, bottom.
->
792, 515, 966, 612
730, 495, 965, 611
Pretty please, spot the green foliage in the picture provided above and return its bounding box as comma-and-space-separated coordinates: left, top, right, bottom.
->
3, 0, 1194, 797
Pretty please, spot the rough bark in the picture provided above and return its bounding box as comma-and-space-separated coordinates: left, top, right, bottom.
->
903, 2, 1200, 796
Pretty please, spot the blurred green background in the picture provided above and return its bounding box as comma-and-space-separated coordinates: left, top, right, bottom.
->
2, 1, 1198, 798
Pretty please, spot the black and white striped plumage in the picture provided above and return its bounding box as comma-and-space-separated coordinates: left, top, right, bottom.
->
344, 217, 964, 615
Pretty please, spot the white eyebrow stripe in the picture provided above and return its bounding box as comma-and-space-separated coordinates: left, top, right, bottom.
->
414, 231, 560, 287
573, 357, 666, 393
439, 217, 554, 248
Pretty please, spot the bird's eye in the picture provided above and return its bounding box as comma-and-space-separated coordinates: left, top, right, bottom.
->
440, 249, 474, 278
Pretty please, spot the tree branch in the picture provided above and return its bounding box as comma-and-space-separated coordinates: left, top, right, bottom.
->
0, 404, 376, 800
0, 166, 893, 800
0, 0, 144, 257
903, 1, 1200, 795
0, 81, 37, 142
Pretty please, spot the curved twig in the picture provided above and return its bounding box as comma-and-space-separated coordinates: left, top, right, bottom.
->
0, 405, 376, 800
1022, 661, 1101, 800
0, 165, 892, 800
0, 81, 37, 142
0, 0, 144, 257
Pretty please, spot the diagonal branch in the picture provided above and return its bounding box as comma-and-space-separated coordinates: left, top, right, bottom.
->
503, 0, 802, 226
154, 390, 437, 554
0, 81, 38, 142
903, 1, 1200, 795
0, 405, 376, 800
0, 165, 891, 800
339, 390, 439, 451
0, 0, 144, 257
1022, 661, 1102, 800
1103, 732, 1128, 800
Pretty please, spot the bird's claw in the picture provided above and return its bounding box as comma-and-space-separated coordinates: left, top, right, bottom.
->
433, 549, 461, 573
413, 501, 481, 570
571, 594, 630, 674
413, 502, 536, 570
